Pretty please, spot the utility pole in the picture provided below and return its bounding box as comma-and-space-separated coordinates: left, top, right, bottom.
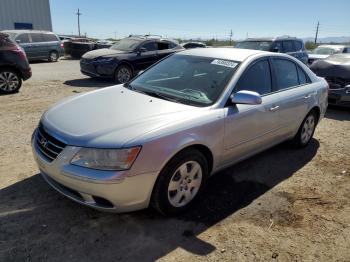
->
229, 29, 233, 45
315, 21, 319, 44
76, 8, 82, 36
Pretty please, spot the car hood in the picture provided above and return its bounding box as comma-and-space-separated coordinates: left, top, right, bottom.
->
41, 86, 197, 148
82, 48, 128, 59
308, 54, 330, 60
309, 54, 350, 78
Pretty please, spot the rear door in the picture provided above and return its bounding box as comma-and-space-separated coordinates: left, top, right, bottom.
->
134, 41, 158, 70
270, 57, 311, 135
28, 33, 47, 59
223, 58, 285, 165
156, 41, 176, 60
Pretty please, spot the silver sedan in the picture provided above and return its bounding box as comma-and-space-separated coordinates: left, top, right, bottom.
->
32, 48, 328, 215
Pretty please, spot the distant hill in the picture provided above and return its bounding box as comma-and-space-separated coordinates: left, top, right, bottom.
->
303, 36, 350, 43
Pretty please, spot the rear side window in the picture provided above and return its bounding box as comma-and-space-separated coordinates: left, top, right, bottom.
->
140, 41, 157, 51
30, 33, 43, 42
343, 48, 350, 53
43, 34, 59, 42
294, 41, 302, 51
273, 59, 299, 90
297, 66, 310, 84
15, 33, 30, 43
236, 59, 272, 95
157, 41, 171, 50
282, 41, 295, 52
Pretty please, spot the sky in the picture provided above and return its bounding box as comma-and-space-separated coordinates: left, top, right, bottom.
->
50, 0, 350, 40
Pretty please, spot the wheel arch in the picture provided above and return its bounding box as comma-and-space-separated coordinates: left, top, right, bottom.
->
309, 106, 321, 124
0, 65, 23, 79
115, 60, 135, 76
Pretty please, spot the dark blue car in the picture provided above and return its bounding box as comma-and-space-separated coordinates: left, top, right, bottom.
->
80, 35, 183, 83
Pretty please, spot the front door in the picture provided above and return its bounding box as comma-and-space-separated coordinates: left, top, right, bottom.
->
223, 58, 284, 165
134, 41, 158, 71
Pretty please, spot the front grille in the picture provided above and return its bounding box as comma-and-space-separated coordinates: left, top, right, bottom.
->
325, 77, 350, 89
35, 124, 66, 162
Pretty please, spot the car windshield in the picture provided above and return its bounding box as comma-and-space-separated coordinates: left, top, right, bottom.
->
235, 41, 272, 51
312, 47, 342, 55
110, 38, 142, 51
130, 54, 239, 107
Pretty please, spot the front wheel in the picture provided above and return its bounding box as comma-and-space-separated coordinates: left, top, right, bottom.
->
151, 149, 208, 215
291, 110, 317, 148
114, 65, 132, 84
0, 69, 22, 94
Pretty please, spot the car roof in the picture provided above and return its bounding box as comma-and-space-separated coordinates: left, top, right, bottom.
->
2, 30, 55, 35
241, 36, 302, 42
178, 48, 267, 62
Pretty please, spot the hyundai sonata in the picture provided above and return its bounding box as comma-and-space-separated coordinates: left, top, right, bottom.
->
32, 48, 328, 215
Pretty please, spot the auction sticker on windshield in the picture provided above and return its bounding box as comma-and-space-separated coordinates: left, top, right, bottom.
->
211, 59, 238, 68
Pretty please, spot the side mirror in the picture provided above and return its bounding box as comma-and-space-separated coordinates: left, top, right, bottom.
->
230, 90, 262, 105
137, 70, 144, 76
139, 47, 147, 53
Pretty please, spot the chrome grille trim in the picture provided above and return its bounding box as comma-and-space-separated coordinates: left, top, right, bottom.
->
35, 123, 66, 162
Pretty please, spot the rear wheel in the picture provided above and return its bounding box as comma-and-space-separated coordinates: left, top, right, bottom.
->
291, 110, 317, 148
114, 64, 132, 84
151, 149, 208, 215
48, 51, 59, 62
0, 69, 22, 94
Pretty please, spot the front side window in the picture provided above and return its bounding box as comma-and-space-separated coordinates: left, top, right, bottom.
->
235, 41, 273, 51
235, 60, 272, 95
273, 59, 299, 90
15, 33, 30, 43
130, 54, 239, 106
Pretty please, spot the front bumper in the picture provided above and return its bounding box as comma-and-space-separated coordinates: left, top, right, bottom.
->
80, 58, 115, 78
31, 130, 158, 213
328, 88, 350, 107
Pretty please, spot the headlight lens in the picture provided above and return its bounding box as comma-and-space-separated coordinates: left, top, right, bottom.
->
70, 147, 141, 170
95, 57, 114, 63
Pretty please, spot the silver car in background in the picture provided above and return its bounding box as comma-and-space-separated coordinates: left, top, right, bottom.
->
32, 48, 328, 215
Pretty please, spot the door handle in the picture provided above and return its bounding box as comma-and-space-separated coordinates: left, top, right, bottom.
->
304, 94, 312, 99
269, 105, 279, 112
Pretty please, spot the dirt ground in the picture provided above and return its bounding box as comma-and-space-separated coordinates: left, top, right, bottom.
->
0, 59, 349, 262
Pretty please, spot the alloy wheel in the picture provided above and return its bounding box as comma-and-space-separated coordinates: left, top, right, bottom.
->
117, 67, 131, 83
0, 71, 20, 92
167, 161, 203, 207
301, 114, 315, 144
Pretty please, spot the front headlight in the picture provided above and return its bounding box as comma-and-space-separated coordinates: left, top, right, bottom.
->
95, 57, 114, 63
70, 147, 141, 171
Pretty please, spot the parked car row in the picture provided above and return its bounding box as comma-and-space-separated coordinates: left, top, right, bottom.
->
308, 44, 350, 65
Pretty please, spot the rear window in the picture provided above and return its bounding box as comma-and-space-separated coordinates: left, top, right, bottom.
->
282, 41, 295, 52
235, 41, 272, 51
42, 34, 59, 42
294, 41, 302, 51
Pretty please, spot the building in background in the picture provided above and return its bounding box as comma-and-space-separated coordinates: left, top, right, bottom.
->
0, 0, 52, 31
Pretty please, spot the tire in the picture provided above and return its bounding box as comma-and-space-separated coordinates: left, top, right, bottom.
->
151, 149, 209, 215
290, 110, 317, 148
0, 69, 22, 94
114, 64, 133, 84
48, 51, 59, 62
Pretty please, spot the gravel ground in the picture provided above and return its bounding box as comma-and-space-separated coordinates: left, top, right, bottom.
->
0, 59, 349, 262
